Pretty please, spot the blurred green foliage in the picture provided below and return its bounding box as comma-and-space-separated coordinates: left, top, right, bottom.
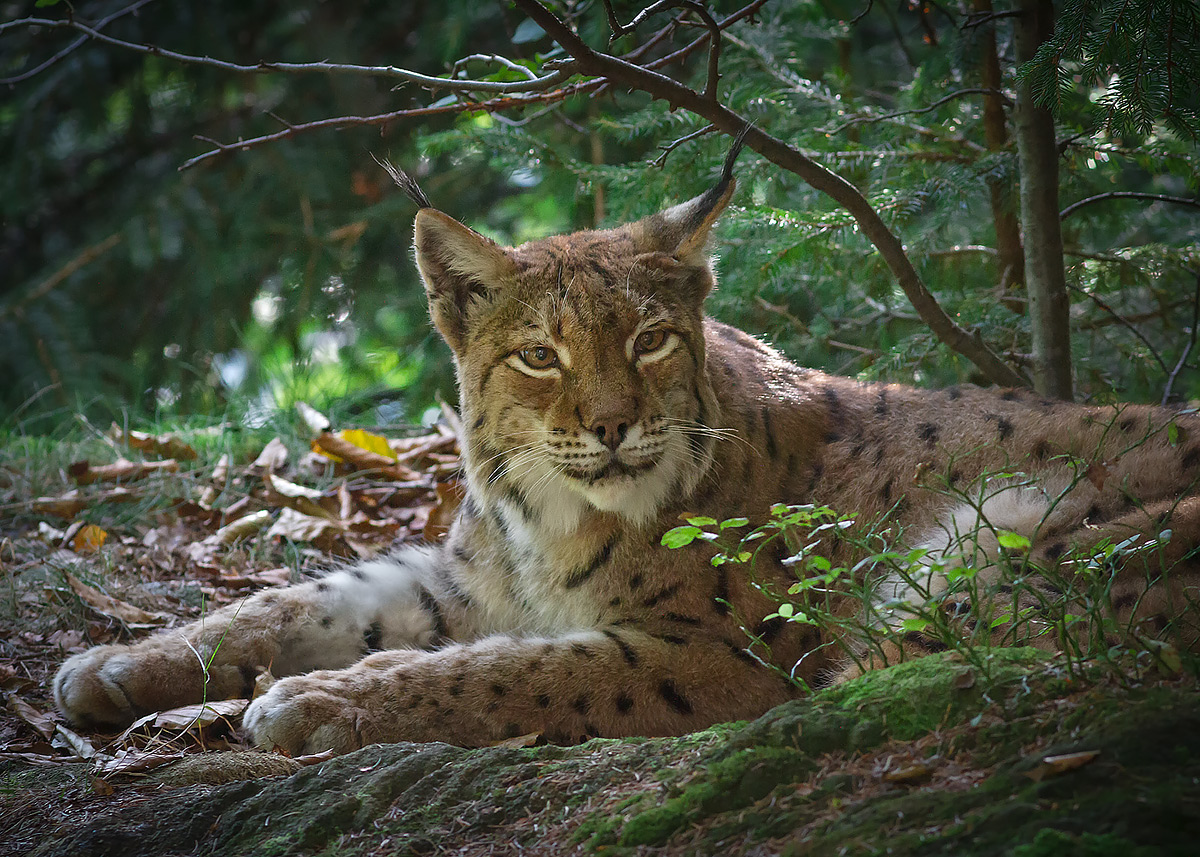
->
1, 0, 1197, 435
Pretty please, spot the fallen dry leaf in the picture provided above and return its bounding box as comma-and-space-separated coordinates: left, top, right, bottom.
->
98, 748, 185, 777
108, 423, 198, 461
253, 437, 290, 471
882, 762, 932, 784
424, 481, 464, 543
52, 723, 97, 760
312, 432, 420, 480
295, 401, 332, 435
72, 524, 108, 553
1025, 749, 1100, 782
6, 694, 58, 740
490, 731, 542, 749
70, 458, 179, 485
148, 699, 248, 731
61, 570, 170, 627
263, 472, 338, 520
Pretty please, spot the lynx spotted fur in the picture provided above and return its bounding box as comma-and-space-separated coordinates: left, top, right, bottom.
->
54, 156, 1200, 755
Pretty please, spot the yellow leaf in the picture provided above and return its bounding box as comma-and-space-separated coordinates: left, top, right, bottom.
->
72, 524, 107, 553
314, 429, 396, 463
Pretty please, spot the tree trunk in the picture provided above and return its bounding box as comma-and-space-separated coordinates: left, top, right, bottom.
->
1014, 0, 1073, 400
974, 0, 1024, 307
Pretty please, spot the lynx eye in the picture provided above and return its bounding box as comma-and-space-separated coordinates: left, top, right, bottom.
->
634, 329, 668, 355
518, 345, 559, 370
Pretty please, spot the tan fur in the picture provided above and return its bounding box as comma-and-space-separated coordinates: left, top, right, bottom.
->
54, 172, 1200, 755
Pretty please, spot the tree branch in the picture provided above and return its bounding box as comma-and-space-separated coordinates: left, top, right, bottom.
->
0, 0, 160, 85
1162, 270, 1200, 405
512, 0, 1028, 388
2, 14, 574, 93
1060, 191, 1200, 220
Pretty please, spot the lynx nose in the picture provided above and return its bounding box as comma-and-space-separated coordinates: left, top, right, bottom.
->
590, 418, 629, 451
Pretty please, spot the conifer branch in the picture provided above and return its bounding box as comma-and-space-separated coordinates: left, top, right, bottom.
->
513, 0, 1029, 388
1060, 191, 1200, 220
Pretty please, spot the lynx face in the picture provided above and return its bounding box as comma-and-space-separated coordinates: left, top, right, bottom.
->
413, 195, 730, 529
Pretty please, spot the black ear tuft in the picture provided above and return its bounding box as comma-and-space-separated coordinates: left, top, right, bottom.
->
373, 154, 433, 210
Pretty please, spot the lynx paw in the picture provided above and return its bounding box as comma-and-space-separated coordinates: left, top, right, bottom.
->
243, 673, 373, 755
53, 645, 140, 728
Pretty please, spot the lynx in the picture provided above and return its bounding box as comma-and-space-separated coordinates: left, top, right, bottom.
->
54, 148, 1200, 755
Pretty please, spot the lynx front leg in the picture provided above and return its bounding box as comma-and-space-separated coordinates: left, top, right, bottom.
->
54, 547, 453, 729
242, 627, 798, 755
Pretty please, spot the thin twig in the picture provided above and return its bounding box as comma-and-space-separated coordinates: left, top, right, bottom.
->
821, 88, 1012, 135
511, 0, 1027, 386
0, 15, 574, 93
1162, 270, 1200, 405
1059, 191, 1200, 220
1067, 284, 1171, 377
0, 234, 123, 321
650, 124, 716, 167
0, 0, 159, 85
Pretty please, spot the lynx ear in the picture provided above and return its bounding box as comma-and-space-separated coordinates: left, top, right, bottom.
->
413, 209, 517, 351
632, 128, 746, 266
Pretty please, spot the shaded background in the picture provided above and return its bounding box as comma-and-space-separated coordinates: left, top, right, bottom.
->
3, 0, 1198, 435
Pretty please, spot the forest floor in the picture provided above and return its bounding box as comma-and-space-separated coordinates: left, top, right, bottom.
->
1, 417, 1198, 856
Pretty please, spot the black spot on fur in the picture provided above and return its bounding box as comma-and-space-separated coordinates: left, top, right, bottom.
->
565, 533, 621, 589
1085, 504, 1105, 523
418, 587, 449, 642
316, 581, 329, 592
947, 387, 962, 400
713, 566, 730, 615
1045, 542, 1066, 560
880, 477, 893, 501
609, 596, 622, 607
603, 629, 640, 667
665, 613, 703, 626
615, 693, 634, 714
762, 406, 778, 458
917, 423, 939, 445
642, 582, 682, 608
653, 634, 689, 645
239, 666, 258, 698
1001, 390, 1020, 402
320, 616, 333, 628
363, 621, 384, 652
449, 679, 464, 697
629, 573, 644, 591
904, 632, 949, 653
1112, 592, 1138, 611
1033, 440, 1052, 461
573, 695, 590, 715
1184, 447, 1200, 471
995, 417, 1013, 441
875, 390, 889, 415
725, 640, 757, 664
659, 679, 694, 715
351, 568, 366, 581
1119, 416, 1136, 433
502, 722, 523, 739
753, 616, 785, 647
571, 643, 595, 659
536, 694, 551, 708
472, 415, 486, 431
490, 683, 507, 696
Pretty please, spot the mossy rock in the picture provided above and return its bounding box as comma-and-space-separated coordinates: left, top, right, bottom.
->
9, 649, 1199, 857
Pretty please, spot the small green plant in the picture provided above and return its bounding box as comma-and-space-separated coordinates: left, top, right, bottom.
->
663, 487, 1198, 688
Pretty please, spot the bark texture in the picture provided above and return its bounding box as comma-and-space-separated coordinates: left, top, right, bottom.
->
1014, 0, 1074, 400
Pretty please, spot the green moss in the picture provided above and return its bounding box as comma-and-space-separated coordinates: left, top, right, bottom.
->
618, 746, 813, 847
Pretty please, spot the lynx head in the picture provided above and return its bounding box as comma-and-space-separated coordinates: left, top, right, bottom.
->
409, 170, 736, 531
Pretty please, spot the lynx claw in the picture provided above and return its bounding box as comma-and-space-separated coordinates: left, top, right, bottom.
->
53, 646, 138, 729
243, 676, 366, 756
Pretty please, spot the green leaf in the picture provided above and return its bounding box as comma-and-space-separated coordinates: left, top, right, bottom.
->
719, 517, 750, 530
997, 531, 1032, 552
661, 526, 701, 549
900, 617, 931, 633
685, 516, 718, 527
1168, 422, 1180, 446
512, 19, 547, 44
777, 602, 795, 619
